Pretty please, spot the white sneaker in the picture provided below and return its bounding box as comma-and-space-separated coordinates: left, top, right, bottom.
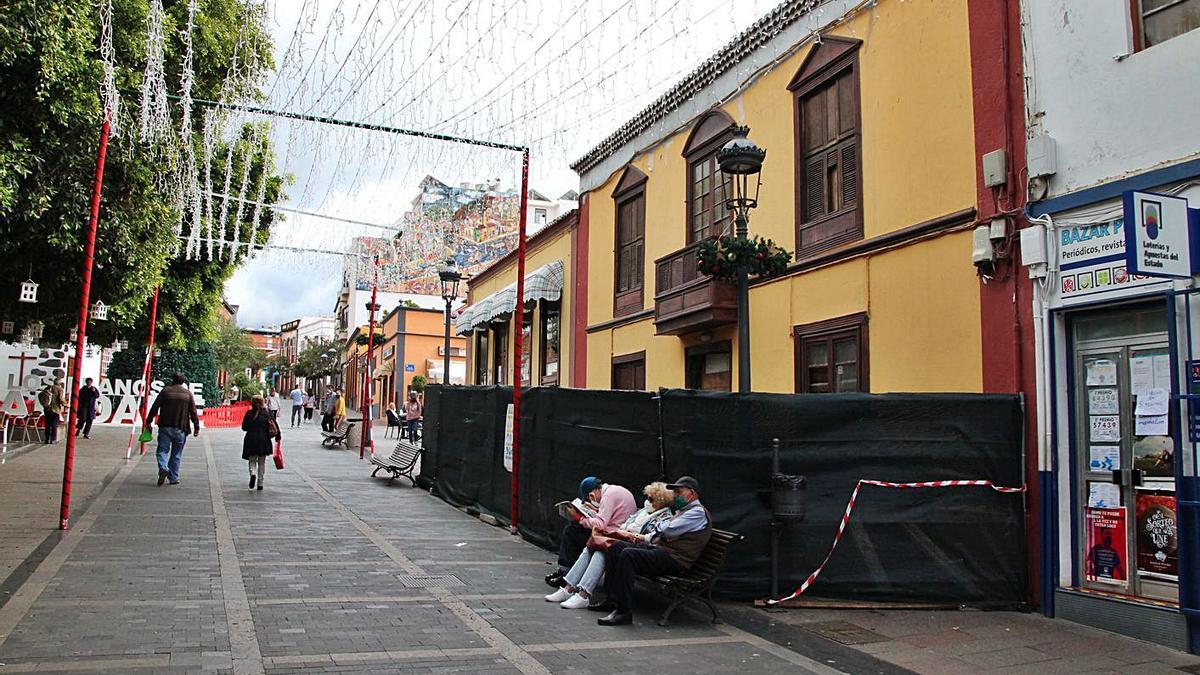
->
560, 593, 590, 609
544, 588, 570, 603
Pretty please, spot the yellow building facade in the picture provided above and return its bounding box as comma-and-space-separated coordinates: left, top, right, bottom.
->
576, 0, 984, 394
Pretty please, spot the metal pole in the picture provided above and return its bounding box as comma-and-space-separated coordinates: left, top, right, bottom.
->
60, 118, 110, 531
443, 298, 452, 387
510, 149, 530, 533
735, 211, 751, 393
771, 438, 780, 599
139, 287, 160, 455
361, 268, 378, 459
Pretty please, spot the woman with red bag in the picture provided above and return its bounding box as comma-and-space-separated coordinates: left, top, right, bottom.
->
241, 395, 280, 491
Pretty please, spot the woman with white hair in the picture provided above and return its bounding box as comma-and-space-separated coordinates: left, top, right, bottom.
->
546, 482, 674, 609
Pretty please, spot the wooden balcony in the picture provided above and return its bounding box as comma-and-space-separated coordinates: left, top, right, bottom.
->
653, 241, 737, 336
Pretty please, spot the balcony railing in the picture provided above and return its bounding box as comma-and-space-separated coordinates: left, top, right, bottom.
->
653, 241, 737, 336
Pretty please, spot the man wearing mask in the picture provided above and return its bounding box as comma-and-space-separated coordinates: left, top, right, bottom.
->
594, 476, 711, 626
75, 377, 101, 438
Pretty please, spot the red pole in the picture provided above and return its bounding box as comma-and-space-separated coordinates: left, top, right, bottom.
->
510, 149, 529, 533
139, 287, 160, 454
60, 118, 110, 530
361, 263, 378, 459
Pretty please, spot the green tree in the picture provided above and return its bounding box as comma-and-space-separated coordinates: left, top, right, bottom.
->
293, 337, 341, 380
0, 0, 283, 348
212, 316, 257, 374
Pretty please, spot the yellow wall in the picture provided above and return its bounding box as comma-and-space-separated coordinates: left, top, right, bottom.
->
465, 225, 574, 386
583, 0, 982, 393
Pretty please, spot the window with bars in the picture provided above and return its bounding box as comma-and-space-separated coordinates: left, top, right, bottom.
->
794, 313, 868, 393
1132, 0, 1200, 49
613, 166, 647, 318
612, 352, 646, 391
790, 38, 862, 258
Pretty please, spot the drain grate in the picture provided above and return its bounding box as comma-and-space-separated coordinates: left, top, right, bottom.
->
802, 620, 891, 645
396, 574, 467, 589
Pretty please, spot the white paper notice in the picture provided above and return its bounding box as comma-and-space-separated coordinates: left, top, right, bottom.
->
1087, 359, 1118, 386
1136, 414, 1168, 436
1088, 481, 1121, 508
1153, 354, 1172, 390
1090, 415, 1121, 442
1130, 356, 1154, 394
1135, 388, 1170, 416
1089, 388, 1119, 415
1089, 445, 1121, 471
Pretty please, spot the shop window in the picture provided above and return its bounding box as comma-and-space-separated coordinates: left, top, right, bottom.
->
613, 166, 646, 318
685, 342, 732, 391
474, 330, 489, 385
520, 309, 533, 386
683, 110, 735, 243
612, 352, 646, 390
789, 37, 862, 258
1132, 0, 1200, 50
794, 313, 868, 393
492, 322, 509, 385
540, 301, 561, 385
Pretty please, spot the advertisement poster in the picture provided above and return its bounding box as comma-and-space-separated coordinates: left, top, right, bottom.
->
1189, 360, 1200, 442
1132, 435, 1175, 478
1090, 415, 1121, 442
1088, 481, 1121, 508
1086, 359, 1118, 386
1089, 445, 1120, 471
1136, 491, 1178, 579
1088, 388, 1119, 415
1085, 507, 1127, 586
502, 403, 514, 473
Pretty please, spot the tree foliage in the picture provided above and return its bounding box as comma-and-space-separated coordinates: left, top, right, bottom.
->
211, 316, 257, 374
106, 343, 219, 405
0, 0, 283, 348
293, 337, 340, 379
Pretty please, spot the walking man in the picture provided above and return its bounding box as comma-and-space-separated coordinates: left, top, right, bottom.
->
289, 384, 305, 427
38, 378, 66, 444
75, 377, 101, 438
144, 373, 200, 486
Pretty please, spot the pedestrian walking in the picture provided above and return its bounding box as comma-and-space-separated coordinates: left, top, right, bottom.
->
241, 395, 279, 491
289, 385, 304, 427
266, 389, 281, 420
144, 373, 200, 486
75, 377, 101, 438
403, 391, 422, 442
321, 388, 337, 432
303, 390, 316, 423
37, 378, 66, 444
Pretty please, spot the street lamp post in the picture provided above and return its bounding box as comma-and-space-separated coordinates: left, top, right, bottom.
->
716, 125, 766, 394
438, 259, 462, 387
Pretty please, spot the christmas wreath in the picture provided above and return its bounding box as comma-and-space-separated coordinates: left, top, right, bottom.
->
696, 235, 792, 280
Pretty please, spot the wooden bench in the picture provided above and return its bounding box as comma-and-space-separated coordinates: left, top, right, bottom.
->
639, 528, 743, 626
321, 419, 356, 448
369, 440, 422, 485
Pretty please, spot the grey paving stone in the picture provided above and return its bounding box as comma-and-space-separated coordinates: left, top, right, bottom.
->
251, 602, 486, 656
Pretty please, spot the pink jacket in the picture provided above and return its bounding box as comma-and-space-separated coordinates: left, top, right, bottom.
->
578, 484, 637, 534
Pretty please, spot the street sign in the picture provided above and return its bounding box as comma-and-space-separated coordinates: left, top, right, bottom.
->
404, 363, 415, 372
1123, 190, 1193, 278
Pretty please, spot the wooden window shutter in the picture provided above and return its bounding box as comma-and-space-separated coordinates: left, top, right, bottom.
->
840, 139, 857, 211
804, 154, 826, 221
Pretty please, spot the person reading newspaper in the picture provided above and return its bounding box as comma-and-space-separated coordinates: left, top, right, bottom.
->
545, 477, 636, 590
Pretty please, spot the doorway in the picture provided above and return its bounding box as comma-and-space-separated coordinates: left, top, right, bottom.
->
685, 341, 732, 391
1071, 304, 1179, 604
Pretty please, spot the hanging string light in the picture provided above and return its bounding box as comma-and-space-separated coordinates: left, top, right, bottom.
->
99, 0, 119, 133
138, 0, 170, 146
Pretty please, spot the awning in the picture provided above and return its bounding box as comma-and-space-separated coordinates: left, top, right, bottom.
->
454, 261, 564, 335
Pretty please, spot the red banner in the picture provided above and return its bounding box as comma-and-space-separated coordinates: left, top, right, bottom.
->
1085, 507, 1127, 586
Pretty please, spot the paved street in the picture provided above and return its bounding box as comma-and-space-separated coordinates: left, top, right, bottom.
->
1, 418, 1198, 674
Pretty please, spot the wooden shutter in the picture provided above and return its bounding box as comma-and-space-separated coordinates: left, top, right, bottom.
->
839, 139, 857, 211
803, 154, 826, 221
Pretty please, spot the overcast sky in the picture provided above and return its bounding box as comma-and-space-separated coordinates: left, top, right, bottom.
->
222, 0, 783, 328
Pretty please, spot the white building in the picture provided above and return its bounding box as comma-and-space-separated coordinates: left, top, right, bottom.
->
333, 290, 444, 343
1021, 2, 1200, 651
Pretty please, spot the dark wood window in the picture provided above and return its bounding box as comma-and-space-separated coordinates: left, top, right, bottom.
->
540, 301, 561, 385
492, 322, 509, 385
612, 352, 646, 390
794, 313, 868, 393
474, 330, 489, 385
613, 166, 647, 318
685, 341, 732, 391
1132, 0, 1200, 50
789, 37, 863, 258
520, 310, 532, 386
684, 110, 735, 244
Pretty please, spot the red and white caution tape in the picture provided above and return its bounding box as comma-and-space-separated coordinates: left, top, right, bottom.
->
766, 479, 1026, 605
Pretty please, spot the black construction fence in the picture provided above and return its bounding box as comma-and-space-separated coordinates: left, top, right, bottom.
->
419, 385, 1026, 606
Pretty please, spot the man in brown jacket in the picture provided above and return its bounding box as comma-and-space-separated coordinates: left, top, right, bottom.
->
596, 476, 712, 626
144, 373, 200, 486
38, 378, 67, 444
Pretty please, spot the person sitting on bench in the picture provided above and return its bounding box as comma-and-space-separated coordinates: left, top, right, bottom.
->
545, 477, 636, 590
594, 475, 711, 626
545, 482, 673, 609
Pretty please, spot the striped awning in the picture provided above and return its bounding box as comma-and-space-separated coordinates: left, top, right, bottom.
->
454, 261, 564, 335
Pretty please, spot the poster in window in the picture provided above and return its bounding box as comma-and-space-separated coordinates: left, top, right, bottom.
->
1132, 435, 1175, 477
1090, 415, 1120, 442
1085, 507, 1127, 586
1089, 445, 1120, 471
1088, 388, 1119, 415
1135, 491, 1178, 579
1086, 358, 1118, 386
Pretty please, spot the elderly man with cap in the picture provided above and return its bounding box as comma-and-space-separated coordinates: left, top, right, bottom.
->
546, 476, 636, 590
594, 476, 711, 626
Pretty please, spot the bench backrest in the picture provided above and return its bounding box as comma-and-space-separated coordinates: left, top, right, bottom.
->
388, 441, 421, 467
684, 528, 741, 581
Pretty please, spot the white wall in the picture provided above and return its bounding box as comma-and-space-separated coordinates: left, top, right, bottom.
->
1024, 2, 1200, 197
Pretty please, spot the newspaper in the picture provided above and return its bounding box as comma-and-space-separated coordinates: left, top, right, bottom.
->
555, 498, 598, 521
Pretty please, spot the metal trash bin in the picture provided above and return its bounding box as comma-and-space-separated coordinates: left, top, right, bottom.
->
771, 473, 807, 522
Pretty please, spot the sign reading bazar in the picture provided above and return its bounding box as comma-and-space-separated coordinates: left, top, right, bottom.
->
1123, 190, 1194, 279
1057, 218, 1157, 302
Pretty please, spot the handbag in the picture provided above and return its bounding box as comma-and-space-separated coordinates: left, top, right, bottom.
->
138, 427, 154, 443
272, 439, 284, 470
586, 533, 618, 552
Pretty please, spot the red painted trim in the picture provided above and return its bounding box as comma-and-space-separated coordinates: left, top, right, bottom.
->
571, 194, 591, 388
968, 0, 1039, 607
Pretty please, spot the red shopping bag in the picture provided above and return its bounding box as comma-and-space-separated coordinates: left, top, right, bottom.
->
272, 439, 284, 470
